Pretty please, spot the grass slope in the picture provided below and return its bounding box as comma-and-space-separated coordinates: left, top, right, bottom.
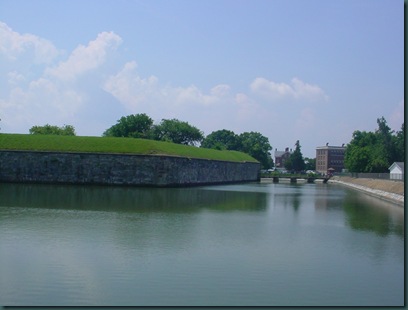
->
0, 134, 258, 163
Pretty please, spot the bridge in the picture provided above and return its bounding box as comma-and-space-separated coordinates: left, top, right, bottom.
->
260, 176, 330, 184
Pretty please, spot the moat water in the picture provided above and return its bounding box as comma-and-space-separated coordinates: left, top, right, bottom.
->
0, 182, 404, 306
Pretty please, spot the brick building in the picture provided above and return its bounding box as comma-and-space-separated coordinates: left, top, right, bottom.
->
316, 144, 346, 175
274, 147, 292, 170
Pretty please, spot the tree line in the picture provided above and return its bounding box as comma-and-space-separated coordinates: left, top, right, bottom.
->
27, 114, 403, 173
102, 114, 274, 168
344, 117, 404, 173
29, 124, 76, 136
28, 114, 274, 168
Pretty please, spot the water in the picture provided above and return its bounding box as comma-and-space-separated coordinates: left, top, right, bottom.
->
0, 182, 404, 306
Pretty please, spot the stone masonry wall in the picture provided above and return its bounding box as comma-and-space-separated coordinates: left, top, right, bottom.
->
0, 150, 260, 186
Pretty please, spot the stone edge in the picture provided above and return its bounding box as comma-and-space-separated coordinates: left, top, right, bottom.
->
328, 179, 404, 207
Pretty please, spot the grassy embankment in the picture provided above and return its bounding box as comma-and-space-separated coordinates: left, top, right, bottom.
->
0, 133, 258, 163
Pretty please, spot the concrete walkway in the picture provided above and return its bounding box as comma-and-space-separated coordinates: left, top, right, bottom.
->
329, 176, 404, 207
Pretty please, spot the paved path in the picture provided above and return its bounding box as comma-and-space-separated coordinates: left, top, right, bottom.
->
329, 176, 404, 207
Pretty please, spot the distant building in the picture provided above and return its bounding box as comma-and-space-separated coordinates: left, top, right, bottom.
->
274, 147, 292, 170
315, 143, 346, 175
389, 162, 404, 180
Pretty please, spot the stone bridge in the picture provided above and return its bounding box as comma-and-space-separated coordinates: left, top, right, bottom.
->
261, 176, 330, 184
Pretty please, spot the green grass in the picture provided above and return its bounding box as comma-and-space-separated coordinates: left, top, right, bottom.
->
0, 133, 258, 163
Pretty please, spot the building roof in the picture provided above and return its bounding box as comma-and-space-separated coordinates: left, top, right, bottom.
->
274, 150, 286, 157
388, 162, 404, 172
316, 145, 346, 150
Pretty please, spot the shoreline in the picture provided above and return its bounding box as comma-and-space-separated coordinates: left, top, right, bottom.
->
328, 176, 404, 207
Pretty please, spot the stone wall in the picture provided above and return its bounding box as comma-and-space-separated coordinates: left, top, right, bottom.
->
0, 150, 260, 186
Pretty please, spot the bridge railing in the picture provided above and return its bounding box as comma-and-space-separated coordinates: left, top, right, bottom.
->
260, 172, 326, 179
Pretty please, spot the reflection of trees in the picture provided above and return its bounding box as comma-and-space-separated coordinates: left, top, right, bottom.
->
0, 183, 268, 256
314, 184, 346, 210
0, 183, 267, 214
342, 191, 404, 237
273, 186, 302, 212
292, 193, 300, 211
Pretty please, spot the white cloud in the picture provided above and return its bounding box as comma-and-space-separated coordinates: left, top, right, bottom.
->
291, 78, 329, 101
250, 77, 295, 99
0, 21, 328, 148
0, 29, 123, 133
0, 26, 126, 134
46, 31, 122, 80
0, 77, 84, 131
210, 84, 230, 97
7, 71, 25, 85
103, 61, 230, 110
0, 21, 59, 64
102, 62, 276, 136
103, 61, 159, 109
172, 84, 227, 107
250, 77, 328, 102
234, 93, 259, 121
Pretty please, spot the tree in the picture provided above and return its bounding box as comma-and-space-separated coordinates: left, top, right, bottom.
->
238, 131, 273, 169
286, 140, 305, 172
201, 129, 273, 168
344, 130, 380, 172
344, 117, 404, 173
304, 157, 316, 171
103, 113, 153, 138
29, 124, 76, 136
151, 118, 204, 146
395, 123, 405, 162
284, 157, 293, 171
375, 116, 395, 164
201, 129, 241, 150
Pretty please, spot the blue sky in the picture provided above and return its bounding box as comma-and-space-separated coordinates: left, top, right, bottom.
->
0, 0, 404, 157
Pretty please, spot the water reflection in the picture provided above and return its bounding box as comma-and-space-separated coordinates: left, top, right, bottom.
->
342, 190, 404, 237
0, 183, 267, 213
0, 182, 404, 306
269, 184, 304, 213
314, 184, 346, 210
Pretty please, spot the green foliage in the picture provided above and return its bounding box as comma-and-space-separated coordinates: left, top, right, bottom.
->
285, 140, 305, 172
201, 129, 273, 168
151, 118, 204, 146
395, 123, 405, 161
201, 129, 241, 150
344, 141, 371, 172
102, 114, 274, 166
0, 133, 258, 163
238, 131, 273, 169
29, 124, 76, 136
103, 115, 204, 146
344, 117, 404, 172
284, 157, 292, 171
103, 113, 154, 138
304, 157, 316, 171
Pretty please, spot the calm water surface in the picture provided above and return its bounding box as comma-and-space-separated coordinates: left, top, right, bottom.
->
0, 182, 404, 306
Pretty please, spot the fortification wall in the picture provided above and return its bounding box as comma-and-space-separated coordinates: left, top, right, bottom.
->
0, 150, 260, 186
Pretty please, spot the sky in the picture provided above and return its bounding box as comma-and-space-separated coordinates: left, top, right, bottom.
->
0, 0, 404, 158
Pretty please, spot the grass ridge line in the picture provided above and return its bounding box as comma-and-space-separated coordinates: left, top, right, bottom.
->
0, 133, 258, 163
